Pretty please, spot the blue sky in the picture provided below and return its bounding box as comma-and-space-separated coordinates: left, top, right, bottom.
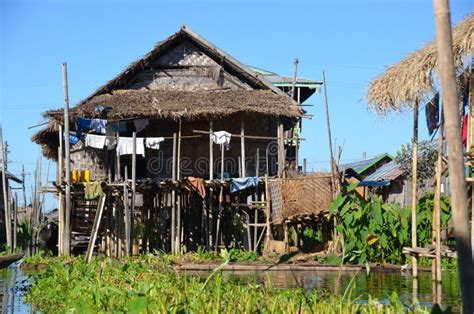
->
1, 0, 472, 211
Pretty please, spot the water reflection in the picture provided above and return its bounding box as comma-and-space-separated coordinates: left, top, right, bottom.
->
0, 263, 461, 312
0, 263, 32, 313
188, 269, 461, 311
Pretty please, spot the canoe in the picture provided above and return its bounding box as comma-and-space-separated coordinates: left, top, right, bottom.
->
0, 253, 24, 269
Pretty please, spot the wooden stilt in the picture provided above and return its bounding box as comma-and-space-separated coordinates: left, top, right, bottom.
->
13, 193, 18, 252
411, 102, 419, 278
123, 167, 130, 256
58, 126, 64, 255
176, 121, 182, 254
85, 193, 106, 263
434, 119, 444, 282
215, 143, 224, 253
208, 121, 214, 249
130, 132, 137, 255
264, 175, 271, 250
241, 115, 246, 177
171, 133, 177, 254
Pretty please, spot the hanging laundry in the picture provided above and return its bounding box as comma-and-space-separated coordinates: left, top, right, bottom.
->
212, 131, 231, 150
184, 176, 206, 199
95, 105, 112, 113
134, 119, 149, 133
462, 114, 468, 146
230, 176, 259, 193
76, 117, 92, 132
109, 121, 127, 133
105, 125, 117, 150
90, 119, 107, 134
145, 137, 165, 150
117, 137, 145, 157
63, 131, 80, 145
85, 134, 106, 149
83, 181, 103, 200
425, 93, 439, 136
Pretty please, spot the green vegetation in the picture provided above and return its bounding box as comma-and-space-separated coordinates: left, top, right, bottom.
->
330, 184, 452, 265
24, 255, 431, 313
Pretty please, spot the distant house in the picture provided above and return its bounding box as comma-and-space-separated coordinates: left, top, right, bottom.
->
0, 170, 23, 244
339, 153, 394, 180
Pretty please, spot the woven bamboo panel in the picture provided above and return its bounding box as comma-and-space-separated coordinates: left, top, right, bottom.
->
270, 175, 333, 221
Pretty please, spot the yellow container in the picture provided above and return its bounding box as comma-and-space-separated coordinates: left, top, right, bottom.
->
82, 170, 91, 183
71, 170, 79, 183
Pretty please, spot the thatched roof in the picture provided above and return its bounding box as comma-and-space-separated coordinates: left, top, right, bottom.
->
366, 13, 473, 114
44, 89, 301, 121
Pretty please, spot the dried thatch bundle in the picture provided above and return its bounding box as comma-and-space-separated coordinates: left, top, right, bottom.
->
367, 13, 473, 114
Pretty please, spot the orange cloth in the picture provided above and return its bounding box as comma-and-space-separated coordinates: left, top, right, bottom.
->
184, 176, 206, 199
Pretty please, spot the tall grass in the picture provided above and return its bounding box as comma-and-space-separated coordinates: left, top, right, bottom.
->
23, 255, 430, 313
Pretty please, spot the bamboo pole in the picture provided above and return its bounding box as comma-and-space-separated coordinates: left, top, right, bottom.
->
1, 133, 11, 251
58, 126, 64, 255
215, 144, 224, 253
62, 63, 71, 255
241, 115, 246, 178
130, 132, 137, 255
85, 194, 106, 263
123, 167, 130, 256
322, 71, 336, 192
13, 193, 17, 252
433, 119, 444, 283
432, 1, 474, 310
208, 121, 214, 249
171, 133, 177, 254
278, 121, 285, 177
411, 102, 419, 278
264, 174, 271, 250
176, 121, 182, 254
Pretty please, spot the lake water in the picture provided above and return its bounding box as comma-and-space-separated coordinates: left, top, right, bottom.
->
0, 262, 461, 313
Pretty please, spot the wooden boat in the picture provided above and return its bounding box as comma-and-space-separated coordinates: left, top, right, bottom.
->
0, 253, 24, 269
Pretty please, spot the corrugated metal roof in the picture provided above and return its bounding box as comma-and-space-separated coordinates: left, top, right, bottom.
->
248, 66, 323, 89
362, 160, 404, 182
339, 154, 393, 175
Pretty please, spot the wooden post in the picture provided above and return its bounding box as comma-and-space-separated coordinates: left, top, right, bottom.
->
303, 158, 307, 175
62, 63, 72, 255
215, 144, 224, 253
176, 121, 182, 254
13, 193, 18, 252
264, 174, 271, 249
322, 70, 336, 192
278, 120, 285, 177
57, 126, 63, 255
433, 119, 444, 283
241, 115, 246, 178
1, 133, 11, 251
411, 102, 419, 278
208, 121, 214, 249
123, 166, 130, 256
171, 133, 177, 254
433, 1, 474, 310
130, 132, 137, 255
85, 194, 106, 263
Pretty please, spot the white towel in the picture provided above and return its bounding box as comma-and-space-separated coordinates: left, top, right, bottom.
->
117, 137, 145, 157
85, 134, 106, 149
145, 137, 165, 150
212, 131, 231, 150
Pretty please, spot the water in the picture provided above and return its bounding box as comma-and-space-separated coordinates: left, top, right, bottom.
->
0, 263, 32, 314
189, 269, 461, 311
0, 263, 461, 313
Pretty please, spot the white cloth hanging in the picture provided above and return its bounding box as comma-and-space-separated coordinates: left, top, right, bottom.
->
212, 131, 231, 150
117, 137, 145, 157
145, 137, 165, 150
85, 134, 106, 149
105, 125, 117, 150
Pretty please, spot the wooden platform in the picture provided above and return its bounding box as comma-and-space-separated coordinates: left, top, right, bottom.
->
403, 246, 457, 259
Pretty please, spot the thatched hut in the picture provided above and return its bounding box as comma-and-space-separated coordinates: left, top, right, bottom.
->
32, 26, 328, 255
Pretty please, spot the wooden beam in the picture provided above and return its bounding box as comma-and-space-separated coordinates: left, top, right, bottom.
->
130, 132, 137, 255
241, 115, 246, 177
123, 167, 130, 256
62, 63, 72, 255
171, 133, 177, 254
